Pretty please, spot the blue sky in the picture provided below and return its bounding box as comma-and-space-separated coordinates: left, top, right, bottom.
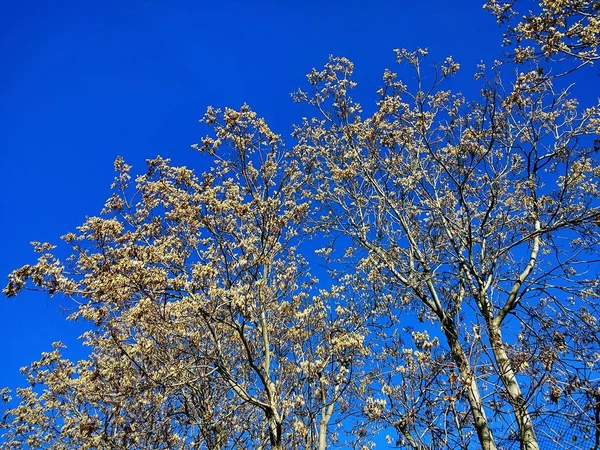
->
2, 0, 594, 431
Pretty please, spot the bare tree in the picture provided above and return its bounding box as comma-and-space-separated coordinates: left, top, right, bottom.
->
2, 1, 599, 449
291, 46, 599, 449
1, 109, 367, 449
485, 0, 600, 65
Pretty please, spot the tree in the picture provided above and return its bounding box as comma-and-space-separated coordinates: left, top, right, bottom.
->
1, 114, 368, 450
484, 0, 600, 64
291, 43, 600, 449
2, 1, 599, 449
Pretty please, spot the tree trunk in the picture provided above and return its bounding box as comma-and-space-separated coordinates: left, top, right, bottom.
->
395, 422, 428, 449
488, 322, 539, 450
317, 372, 338, 450
442, 317, 498, 450
266, 411, 283, 450
318, 417, 329, 450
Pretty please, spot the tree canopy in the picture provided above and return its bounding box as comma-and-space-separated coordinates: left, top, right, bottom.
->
2, 1, 600, 449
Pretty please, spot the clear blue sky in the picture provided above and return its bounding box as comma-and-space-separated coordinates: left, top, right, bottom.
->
0, 0, 581, 421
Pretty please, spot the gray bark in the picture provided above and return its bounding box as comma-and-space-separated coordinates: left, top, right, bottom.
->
442, 317, 498, 450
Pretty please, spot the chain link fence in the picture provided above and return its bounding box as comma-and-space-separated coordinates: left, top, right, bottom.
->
498, 394, 599, 450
